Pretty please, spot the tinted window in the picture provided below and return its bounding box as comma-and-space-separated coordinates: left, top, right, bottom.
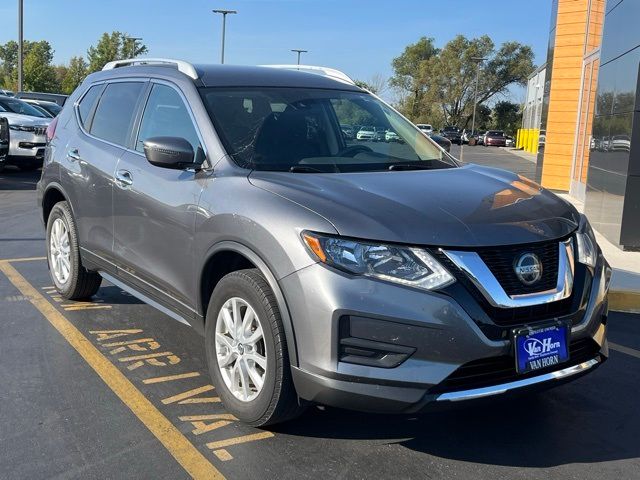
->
78, 85, 103, 128
0, 97, 46, 117
90, 82, 144, 146
136, 84, 201, 153
41, 102, 62, 116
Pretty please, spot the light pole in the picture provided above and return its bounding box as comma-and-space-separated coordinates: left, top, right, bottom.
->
291, 49, 308, 66
213, 9, 237, 64
17, 0, 23, 92
123, 36, 143, 58
470, 57, 487, 137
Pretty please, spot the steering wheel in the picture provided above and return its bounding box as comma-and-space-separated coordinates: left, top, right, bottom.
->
338, 145, 373, 157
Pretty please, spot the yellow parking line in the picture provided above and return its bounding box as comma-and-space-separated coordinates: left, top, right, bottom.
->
0, 256, 47, 263
0, 260, 224, 480
610, 342, 640, 360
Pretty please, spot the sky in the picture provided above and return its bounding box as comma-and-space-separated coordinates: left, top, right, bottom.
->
0, 0, 552, 101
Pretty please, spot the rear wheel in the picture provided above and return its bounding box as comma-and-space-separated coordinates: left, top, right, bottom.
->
205, 269, 303, 426
46, 201, 102, 299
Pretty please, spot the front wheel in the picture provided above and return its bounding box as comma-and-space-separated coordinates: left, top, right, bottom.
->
46, 201, 102, 299
205, 269, 303, 426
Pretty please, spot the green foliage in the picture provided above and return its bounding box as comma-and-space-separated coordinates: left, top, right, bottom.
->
22, 41, 59, 92
392, 35, 534, 128
389, 37, 438, 118
62, 56, 88, 94
492, 100, 521, 135
87, 31, 149, 73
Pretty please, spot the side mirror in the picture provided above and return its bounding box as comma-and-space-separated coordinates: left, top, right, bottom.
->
143, 136, 197, 170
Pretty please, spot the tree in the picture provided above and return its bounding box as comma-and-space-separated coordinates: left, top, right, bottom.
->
87, 31, 149, 73
62, 56, 88, 94
492, 100, 521, 134
22, 41, 59, 92
389, 37, 438, 118
354, 75, 388, 95
391, 35, 534, 127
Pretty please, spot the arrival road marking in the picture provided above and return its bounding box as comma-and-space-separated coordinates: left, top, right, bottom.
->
0, 260, 224, 480
143, 371, 201, 384
610, 341, 640, 360
162, 384, 221, 405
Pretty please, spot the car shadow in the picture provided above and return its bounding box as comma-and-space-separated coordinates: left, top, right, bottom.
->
272, 355, 640, 468
0, 166, 41, 190
94, 285, 145, 305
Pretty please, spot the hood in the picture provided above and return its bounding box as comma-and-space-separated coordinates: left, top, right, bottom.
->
249, 164, 580, 247
0, 112, 51, 126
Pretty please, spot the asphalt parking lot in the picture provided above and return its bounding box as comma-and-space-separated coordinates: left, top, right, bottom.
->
1, 157, 640, 480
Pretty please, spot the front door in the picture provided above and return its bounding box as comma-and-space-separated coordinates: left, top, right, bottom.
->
112, 82, 206, 317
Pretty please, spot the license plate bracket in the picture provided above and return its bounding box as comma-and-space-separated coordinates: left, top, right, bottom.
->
513, 321, 570, 374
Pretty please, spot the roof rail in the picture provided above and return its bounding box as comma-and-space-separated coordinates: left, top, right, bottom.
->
260, 64, 356, 85
102, 58, 199, 80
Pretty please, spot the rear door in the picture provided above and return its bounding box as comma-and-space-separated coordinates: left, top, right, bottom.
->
112, 81, 206, 317
61, 81, 147, 268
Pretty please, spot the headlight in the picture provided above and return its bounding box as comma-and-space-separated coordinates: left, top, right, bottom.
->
302, 232, 455, 290
576, 215, 597, 268
9, 125, 34, 132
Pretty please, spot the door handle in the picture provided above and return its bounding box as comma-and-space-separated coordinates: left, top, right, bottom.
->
67, 148, 81, 162
115, 170, 133, 188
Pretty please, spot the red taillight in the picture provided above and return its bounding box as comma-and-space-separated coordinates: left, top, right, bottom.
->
46, 116, 58, 142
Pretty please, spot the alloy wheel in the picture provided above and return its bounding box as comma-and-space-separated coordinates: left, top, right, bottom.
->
49, 218, 71, 285
215, 297, 267, 402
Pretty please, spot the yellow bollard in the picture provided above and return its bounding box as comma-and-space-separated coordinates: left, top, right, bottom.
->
529, 129, 535, 153
523, 129, 530, 152
516, 129, 522, 149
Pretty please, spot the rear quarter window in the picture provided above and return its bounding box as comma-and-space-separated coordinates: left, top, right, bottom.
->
89, 82, 145, 147
77, 85, 103, 128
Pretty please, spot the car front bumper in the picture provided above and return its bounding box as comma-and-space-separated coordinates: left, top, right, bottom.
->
6, 129, 46, 165
282, 251, 610, 413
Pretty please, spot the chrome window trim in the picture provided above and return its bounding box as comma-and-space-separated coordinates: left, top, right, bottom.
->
442, 239, 575, 308
74, 79, 148, 154
435, 357, 600, 402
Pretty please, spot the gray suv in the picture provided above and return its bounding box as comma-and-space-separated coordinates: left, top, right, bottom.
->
38, 59, 610, 426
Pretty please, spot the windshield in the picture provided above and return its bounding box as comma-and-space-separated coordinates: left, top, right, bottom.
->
41, 102, 62, 116
199, 88, 457, 173
0, 97, 46, 117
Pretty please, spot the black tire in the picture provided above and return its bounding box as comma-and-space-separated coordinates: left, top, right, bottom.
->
205, 269, 303, 426
46, 201, 102, 300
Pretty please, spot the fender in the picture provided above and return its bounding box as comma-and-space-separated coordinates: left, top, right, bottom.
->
201, 240, 299, 367
41, 181, 75, 224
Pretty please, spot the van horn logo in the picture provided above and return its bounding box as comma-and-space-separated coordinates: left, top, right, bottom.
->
514, 253, 542, 285
524, 337, 561, 357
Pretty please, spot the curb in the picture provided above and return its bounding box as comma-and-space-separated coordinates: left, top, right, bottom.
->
609, 290, 640, 314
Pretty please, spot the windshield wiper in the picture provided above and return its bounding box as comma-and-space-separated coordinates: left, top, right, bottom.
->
388, 163, 433, 171
289, 165, 327, 173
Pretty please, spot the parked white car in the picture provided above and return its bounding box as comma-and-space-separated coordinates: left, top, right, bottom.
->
385, 130, 401, 142
416, 123, 433, 135
356, 126, 376, 141
0, 111, 50, 170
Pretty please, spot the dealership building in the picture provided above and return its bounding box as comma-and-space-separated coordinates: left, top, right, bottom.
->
530, 0, 639, 250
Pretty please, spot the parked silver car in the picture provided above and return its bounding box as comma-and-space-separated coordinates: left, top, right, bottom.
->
0, 96, 50, 170
38, 59, 610, 426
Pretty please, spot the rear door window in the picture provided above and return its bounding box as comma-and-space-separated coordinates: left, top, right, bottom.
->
90, 82, 145, 147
